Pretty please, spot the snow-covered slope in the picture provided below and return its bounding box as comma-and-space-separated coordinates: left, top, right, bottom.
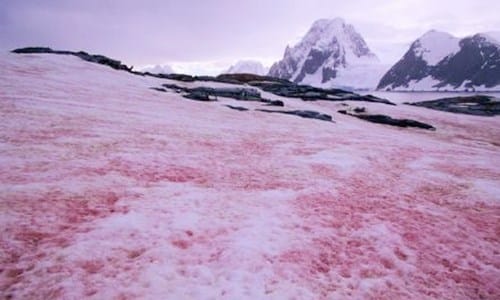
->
484, 31, 500, 44
1, 52, 500, 299
224, 60, 268, 75
412, 30, 460, 66
378, 30, 500, 91
141, 64, 174, 74
268, 18, 386, 90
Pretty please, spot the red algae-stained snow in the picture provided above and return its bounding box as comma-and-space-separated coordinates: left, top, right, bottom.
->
1, 53, 500, 299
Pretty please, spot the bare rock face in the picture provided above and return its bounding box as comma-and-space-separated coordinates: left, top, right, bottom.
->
257, 109, 333, 122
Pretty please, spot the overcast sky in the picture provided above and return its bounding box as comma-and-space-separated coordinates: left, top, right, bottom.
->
1, 0, 499, 74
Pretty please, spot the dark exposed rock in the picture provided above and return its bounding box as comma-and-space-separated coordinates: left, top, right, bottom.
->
210, 87, 261, 100
162, 83, 189, 93
12, 47, 132, 72
267, 100, 285, 107
161, 73, 197, 82
215, 73, 291, 85
433, 35, 500, 89
160, 83, 263, 102
405, 95, 500, 116
353, 107, 366, 113
183, 90, 217, 102
149, 71, 394, 106
248, 81, 395, 105
295, 48, 334, 83
213, 74, 394, 105
356, 114, 435, 130
12, 47, 54, 54
150, 87, 168, 92
261, 99, 285, 107
338, 110, 435, 130
224, 105, 249, 111
160, 78, 394, 105
257, 109, 333, 122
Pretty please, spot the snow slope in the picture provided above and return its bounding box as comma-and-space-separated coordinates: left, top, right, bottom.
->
413, 30, 460, 66
1, 52, 499, 299
223, 60, 268, 75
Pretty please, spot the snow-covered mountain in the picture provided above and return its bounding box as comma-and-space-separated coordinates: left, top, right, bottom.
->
268, 18, 388, 90
223, 60, 268, 75
377, 30, 500, 91
141, 64, 174, 74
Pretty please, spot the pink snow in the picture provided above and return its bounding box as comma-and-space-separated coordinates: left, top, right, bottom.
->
1, 53, 499, 299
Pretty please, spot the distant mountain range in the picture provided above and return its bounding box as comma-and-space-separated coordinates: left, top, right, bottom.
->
268, 18, 388, 90
141, 19, 499, 91
378, 30, 500, 91
267, 18, 499, 91
141, 64, 174, 74
223, 60, 268, 75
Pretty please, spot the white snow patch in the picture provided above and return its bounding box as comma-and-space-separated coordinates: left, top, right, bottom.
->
414, 30, 460, 66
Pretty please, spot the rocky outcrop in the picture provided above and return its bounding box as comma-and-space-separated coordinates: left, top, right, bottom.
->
257, 109, 333, 122
159, 74, 394, 105
224, 105, 249, 111
338, 110, 435, 130
12, 47, 133, 72
249, 81, 394, 105
261, 100, 285, 107
405, 95, 500, 116
183, 90, 218, 102
161, 84, 263, 102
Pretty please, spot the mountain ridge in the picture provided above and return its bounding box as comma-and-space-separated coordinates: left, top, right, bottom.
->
223, 60, 268, 75
377, 30, 500, 91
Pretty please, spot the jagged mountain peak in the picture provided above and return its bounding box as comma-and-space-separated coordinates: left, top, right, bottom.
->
269, 18, 384, 90
311, 17, 346, 28
301, 18, 374, 59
